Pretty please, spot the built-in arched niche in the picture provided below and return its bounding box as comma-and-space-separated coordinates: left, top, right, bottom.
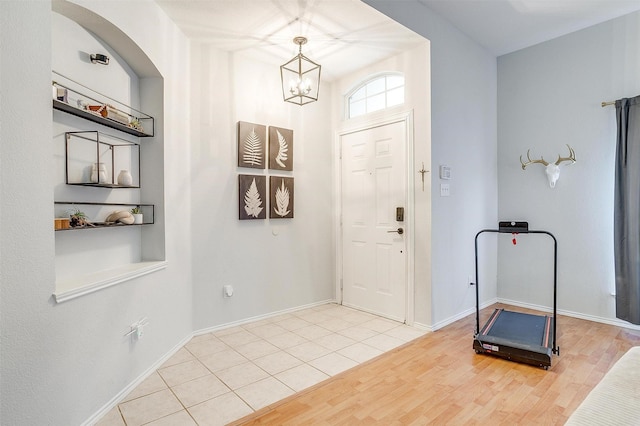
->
51, 1, 166, 302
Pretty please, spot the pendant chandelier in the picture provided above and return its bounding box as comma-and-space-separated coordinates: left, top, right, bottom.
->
280, 36, 321, 106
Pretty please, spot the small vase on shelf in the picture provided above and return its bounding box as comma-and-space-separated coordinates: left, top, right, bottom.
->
90, 163, 107, 184
117, 170, 133, 186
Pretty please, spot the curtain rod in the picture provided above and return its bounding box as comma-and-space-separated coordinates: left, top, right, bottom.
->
602, 101, 615, 107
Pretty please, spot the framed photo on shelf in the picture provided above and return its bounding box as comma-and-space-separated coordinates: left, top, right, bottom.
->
239, 174, 267, 220
268, 126, 293, 171
269, 176, 294, 219
237, 121, 266, 169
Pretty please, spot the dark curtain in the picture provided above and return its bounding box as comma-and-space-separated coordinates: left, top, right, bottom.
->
615, 95, 640, 325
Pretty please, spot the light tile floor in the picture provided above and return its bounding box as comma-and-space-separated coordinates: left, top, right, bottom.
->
96, 303, 427, 426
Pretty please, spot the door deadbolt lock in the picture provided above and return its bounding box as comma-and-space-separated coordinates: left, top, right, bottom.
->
388, 227, 404, 235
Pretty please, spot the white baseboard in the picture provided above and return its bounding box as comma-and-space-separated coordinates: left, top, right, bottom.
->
431, 298, 498, 331
412, 322, 433, 332
498, 298, 640, 331
496, 298, 553, 314
425, 297, 640, 334
82, 333, 193, 426
193, 299, 336, 336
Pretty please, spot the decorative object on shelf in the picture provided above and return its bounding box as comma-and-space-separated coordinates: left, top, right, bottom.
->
280, 36, 321, 106
117, 169, 133, 186
269, 176, 294, 219
54, 202, 155, 230
55, 87, 68, 103
68, 208, 94, 228
131, 207, 143, 224
238, 174, 266, 220
87, 105, 102, 116
268, 126, 293, 171
66, 131, 139, 188
237, 121, 266, 169
519, 144, 576, 188
129, 118, 144, 132
90, 53, 109, 65
105, 210, 135, 225
52, 72, 155, 137
87, 104, 130, 125
90, 163, 108, 184
76, 99, 88, 110
54, 218, 71, 230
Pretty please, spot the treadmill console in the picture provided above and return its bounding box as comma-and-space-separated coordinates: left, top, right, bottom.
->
498, 221, 529, 233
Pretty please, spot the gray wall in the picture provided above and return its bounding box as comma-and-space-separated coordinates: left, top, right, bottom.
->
497, 11, 640, 324
363, 0, 499, 327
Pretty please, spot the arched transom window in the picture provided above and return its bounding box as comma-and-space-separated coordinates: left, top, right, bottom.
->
347, 73, 405, 119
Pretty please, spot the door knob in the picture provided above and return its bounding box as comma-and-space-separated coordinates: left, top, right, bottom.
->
387, 227, 404, 235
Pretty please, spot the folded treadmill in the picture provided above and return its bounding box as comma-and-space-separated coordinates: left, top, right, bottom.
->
473, 221, 560, 369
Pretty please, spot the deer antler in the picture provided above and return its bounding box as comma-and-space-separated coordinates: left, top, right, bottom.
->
554, 144, 576, 165
520, 150, 549, 170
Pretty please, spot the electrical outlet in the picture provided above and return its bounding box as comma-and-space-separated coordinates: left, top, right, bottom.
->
223, 285, 234, 297
126, 317, 149, 340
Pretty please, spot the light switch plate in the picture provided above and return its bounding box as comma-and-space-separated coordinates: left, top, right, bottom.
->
439, 165, 451, 180
440, 183, 450, 197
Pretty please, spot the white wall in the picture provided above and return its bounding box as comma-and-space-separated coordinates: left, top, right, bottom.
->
331, 42, 432, 326
0, 1, 192, 424
497, 11, 640, 324
189, 45, 335, 330
363, 0, 499, 328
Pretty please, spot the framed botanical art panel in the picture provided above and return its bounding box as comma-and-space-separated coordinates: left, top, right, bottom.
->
237, 121, 266, 169
268, 126, 293, 171
269, 176, 294, 219
239, 174, 267, 220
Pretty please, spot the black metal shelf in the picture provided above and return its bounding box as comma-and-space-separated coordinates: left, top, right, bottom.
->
53, 99, 152, 138
55, 222, 150, 232
65, 131, 141, 188
54, 201, 154, 231
52, 72, 154, 138
66, 183, 139, 189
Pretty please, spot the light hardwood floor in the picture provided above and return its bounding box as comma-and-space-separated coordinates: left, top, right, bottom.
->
230, 304, 640, 425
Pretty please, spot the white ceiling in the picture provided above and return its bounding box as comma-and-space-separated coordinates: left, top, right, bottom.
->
418, 0, 640, 56
156, 0, 640, 80
155, 0, 426, 81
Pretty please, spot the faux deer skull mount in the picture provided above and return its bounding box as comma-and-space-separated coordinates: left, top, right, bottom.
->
519, 144, 576, 188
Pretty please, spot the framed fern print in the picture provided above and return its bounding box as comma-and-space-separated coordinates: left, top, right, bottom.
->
268, 126, 293, 171
239, 174, 267, 220
237, 121, 266, 169
269, 176, 294, 219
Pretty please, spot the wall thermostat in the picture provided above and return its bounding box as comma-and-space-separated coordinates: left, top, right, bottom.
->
439, 165, 451, 180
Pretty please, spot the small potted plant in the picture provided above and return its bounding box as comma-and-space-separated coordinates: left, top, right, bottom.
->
131, 206, 143, 224
130, 117, 144, 132
68, 208, 93, 228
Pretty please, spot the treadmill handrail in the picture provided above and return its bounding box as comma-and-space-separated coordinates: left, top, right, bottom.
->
474, 228, 558, 354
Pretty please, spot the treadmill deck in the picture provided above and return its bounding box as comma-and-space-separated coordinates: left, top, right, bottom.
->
473, 308, 554, 368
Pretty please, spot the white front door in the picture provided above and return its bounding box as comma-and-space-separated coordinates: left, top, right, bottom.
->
341, 120, 407, 322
